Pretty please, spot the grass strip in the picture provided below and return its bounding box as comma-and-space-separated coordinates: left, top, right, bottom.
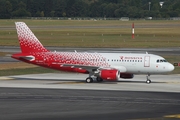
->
0, 62, 36, 70
0, 20, 180, 48
0, 67, 58, 76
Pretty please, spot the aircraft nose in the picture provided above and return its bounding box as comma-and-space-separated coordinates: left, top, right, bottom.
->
168, 64, 175, 71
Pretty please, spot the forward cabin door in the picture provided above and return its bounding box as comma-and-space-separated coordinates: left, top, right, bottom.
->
144, 56, 150, 67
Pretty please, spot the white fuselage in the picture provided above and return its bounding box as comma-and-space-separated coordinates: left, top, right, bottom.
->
99, 53, 174, 74
43, 51, 174, 74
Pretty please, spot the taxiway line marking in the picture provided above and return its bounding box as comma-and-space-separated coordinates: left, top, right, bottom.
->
0, 77, 14, 80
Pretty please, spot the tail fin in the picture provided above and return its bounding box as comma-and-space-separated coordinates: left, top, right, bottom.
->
15, 22, 49, 53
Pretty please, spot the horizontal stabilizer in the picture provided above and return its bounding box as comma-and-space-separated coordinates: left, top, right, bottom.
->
12, 53, 35, 61
19, 56, 35, 61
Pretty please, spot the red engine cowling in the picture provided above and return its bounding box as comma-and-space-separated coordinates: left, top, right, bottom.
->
100, 69, 120, 80
120, 73, 134, 79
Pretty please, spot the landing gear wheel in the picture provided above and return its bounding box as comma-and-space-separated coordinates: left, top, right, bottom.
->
146, 79, 151, 84
86, 77, 93, 83
96, 77, 103, 82
146, 74, 151, 84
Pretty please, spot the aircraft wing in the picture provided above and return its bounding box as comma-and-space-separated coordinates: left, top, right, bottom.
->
60, 64, 99, 71
60, 64, 120, 72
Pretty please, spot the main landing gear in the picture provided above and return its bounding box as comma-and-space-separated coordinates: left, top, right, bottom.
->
86, 72, 94, 83
86, 77, 93, 83
85, 77, 103, 83
146, 74, 151, 84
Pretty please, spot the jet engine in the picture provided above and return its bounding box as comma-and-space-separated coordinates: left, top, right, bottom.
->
120, 73, 134, 79
99, 69, 120, 80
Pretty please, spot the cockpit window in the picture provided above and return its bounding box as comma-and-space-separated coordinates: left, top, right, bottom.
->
163, 60, 167, 62
156, 59, 167, 63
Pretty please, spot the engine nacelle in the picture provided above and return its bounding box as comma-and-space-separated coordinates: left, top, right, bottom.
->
100, 69, 120, 80
120, 73, 134, 79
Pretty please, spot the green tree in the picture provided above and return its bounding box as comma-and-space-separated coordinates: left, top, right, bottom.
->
104, 3, 118, 17
0, 0, 6, 18
40, 11, 44, 17
62, 12, 66, 17
54, 0, 67, 17
89, 1, 101, 17
44, 0, 53, 16
50, 11, 55, 17
5, 1, 12, 18
0, 0, 179, 18
12, 1, 31, 17
114, 4, 127, 17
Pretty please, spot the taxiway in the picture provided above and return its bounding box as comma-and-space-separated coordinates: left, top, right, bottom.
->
0, 73, 180, 92
0, 73, 180, 120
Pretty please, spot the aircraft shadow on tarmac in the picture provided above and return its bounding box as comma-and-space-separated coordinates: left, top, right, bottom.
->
9, 77, 166, 84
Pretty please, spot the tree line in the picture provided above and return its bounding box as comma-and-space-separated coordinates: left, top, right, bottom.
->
0, 0, 180, 19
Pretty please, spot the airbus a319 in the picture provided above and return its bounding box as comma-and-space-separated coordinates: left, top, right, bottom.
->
12, 22, 174, 84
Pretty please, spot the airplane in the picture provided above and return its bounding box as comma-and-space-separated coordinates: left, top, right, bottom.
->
11, 22, 174, 84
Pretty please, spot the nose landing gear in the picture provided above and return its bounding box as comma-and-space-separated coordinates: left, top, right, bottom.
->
146, 74, 151, 84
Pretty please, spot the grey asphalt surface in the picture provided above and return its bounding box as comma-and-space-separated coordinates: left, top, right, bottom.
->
0, 73, 180, 120
0, 88, 180, 120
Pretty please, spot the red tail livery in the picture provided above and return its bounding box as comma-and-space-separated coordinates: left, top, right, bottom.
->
16, 22, 49, 53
